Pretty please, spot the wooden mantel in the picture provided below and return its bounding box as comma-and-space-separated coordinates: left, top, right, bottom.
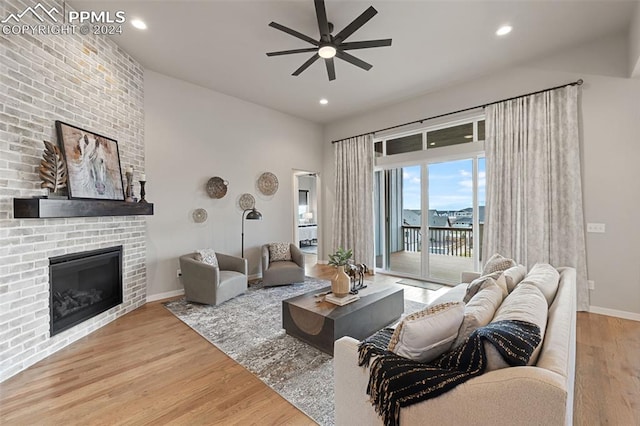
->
13, 198, 154, 219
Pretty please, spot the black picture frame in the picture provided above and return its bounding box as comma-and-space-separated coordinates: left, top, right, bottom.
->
55, 121, 125, 201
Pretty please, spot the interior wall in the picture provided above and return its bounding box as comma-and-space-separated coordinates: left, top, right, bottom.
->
145, 71, 323, 299
322, 33, 640, 317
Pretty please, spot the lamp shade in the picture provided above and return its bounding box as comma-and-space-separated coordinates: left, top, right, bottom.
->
246, 208, 262, 220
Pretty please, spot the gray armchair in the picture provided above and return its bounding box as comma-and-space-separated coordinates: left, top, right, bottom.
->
261, 243, 305, 286
179, 252, 248, 305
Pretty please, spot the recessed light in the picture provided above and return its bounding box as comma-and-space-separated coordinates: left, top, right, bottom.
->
464, 135, 473, 139
131, 19, 147, 30
496, 25, 512, 36
319, 98, 328, 105
429, 142, 436, 146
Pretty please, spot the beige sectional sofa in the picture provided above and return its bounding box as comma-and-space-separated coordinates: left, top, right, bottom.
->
334, 266, 576, 426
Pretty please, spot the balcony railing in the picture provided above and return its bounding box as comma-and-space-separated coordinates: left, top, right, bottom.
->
402, 225, 474, 257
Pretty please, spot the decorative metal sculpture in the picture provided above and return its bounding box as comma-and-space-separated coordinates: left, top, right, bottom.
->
347, 263, 368, 293
39, 140, 67, 194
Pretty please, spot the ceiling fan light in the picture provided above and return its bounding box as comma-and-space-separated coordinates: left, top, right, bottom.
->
318, 45, 337, 59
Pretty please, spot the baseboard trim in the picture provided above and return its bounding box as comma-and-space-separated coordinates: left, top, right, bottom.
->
589, 305, 640, 322
147, 289, 184, 303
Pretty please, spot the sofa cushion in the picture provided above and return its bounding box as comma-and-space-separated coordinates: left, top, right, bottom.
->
521, 263, 560, 306
463, 272, 507, 302
503, 264, 527, 292
482, 253, 517, 275
428, 283, 467, 307
195, 248, 218, 267
485, 283, 548, 371
452, 282, 504, 349
269, 242, 292, 262
388, 302, 464, 363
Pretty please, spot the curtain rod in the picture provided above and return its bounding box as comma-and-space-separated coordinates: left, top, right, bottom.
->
331, 79, 584, 144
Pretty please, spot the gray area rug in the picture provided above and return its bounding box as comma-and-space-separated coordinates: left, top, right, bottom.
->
164, 277, 425, 426
397, 278, 444, 291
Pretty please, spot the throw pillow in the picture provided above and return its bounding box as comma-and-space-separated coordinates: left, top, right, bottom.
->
463, 272, 507, 303
484, 283, 548, 371
520, 263, 560, 306
503, 264, 527, 293
482, 253, 517, 276
452, 282, 504, 349
269, 242, 292, 262
195, 248, 218, 267
388, 302, 464, 363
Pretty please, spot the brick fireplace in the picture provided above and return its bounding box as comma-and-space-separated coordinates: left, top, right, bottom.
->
0, 0, 147, 382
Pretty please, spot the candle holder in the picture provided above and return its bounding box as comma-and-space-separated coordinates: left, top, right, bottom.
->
139, 180, 147, 203
125, 171, 135, 202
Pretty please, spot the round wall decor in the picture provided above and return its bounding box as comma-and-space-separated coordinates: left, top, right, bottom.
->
192, 208, 208, 223
206, 177, 228, 199
257, 172, 279, 196
238, 193, 255, 210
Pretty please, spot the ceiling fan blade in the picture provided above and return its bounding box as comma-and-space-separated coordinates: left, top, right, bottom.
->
325, 57, 336, 81
269, 21, 319, 46
339, 39, 392, 50
267, 47, 319, 57
314, 0, 331, 42
336, 50, 372, 71
293, 54, 321, 76
334, 6, 378, 43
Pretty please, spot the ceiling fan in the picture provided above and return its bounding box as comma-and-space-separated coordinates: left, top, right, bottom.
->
266, 0, 392, 81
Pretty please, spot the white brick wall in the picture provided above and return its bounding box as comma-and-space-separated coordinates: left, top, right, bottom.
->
0, 0, 146, 382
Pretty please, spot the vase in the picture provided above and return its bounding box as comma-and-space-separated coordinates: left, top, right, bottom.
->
331, 265, 351, 297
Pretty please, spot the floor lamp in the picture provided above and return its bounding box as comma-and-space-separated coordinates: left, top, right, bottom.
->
241, 208, 262, 257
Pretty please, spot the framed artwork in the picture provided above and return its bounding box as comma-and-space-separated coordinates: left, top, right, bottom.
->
55, 121, 125, 201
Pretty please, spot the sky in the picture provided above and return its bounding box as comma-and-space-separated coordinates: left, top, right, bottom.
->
402, 159, 485, 211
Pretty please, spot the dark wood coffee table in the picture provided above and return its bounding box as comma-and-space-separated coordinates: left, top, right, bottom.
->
282, 284, 404, 355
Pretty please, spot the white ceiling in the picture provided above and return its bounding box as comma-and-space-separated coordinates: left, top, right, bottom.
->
70, 0, 636, 124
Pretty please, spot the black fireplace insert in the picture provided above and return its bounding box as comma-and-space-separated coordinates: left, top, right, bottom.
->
49, 246, 123, 336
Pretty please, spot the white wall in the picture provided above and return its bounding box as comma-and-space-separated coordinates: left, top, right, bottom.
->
145, 71, 323, 298
323, 33, 640, 317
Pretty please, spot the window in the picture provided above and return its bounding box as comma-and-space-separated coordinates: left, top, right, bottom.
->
373, 114, 486, 283
374, 141, 383, 157
427, 123, 473, 149
374, 117, 484, 158
386, 133, 422, 155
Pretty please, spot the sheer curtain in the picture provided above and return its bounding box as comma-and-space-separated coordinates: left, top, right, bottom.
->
483, 85, 589, 310
332, 134, 374, 269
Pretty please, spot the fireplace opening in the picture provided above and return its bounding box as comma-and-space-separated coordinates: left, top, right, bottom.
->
49, 246, 123, 336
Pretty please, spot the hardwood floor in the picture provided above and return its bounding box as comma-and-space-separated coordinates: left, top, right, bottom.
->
1, 264, 638, 425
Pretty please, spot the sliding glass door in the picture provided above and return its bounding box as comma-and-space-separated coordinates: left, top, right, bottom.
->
375, 157, 485, 284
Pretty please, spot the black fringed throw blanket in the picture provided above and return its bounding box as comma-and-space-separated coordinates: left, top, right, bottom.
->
358, 320, 541, 426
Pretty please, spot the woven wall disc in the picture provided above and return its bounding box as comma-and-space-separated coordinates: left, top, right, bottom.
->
206, 177, 228, 198
257, 172, 278, 196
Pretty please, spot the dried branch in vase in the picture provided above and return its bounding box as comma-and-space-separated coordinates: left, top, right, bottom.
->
39, 140, 68, 193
